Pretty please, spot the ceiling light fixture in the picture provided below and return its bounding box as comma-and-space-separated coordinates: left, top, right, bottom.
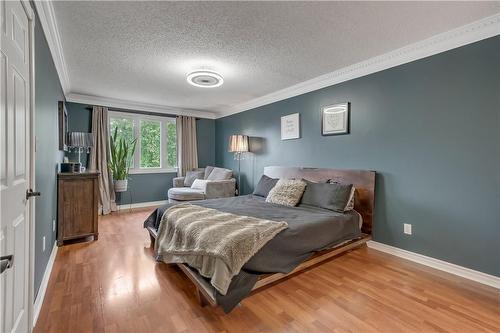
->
186, 70, 224, 88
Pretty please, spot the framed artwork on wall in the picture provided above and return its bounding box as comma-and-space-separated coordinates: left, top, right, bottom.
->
321, 102, 350, 136
58, 100, 68, 151
281, 113, 300, 140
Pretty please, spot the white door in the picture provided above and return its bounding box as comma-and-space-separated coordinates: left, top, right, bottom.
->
1, 1, 34, 332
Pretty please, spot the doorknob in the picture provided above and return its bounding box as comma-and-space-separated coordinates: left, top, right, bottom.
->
0, 255, 13, 274
26, 189, 41, 200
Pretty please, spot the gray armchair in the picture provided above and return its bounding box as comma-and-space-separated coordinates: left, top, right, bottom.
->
168, 167, 236, 203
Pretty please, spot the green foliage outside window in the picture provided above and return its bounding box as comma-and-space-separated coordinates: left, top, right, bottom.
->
110, 118, 135, 168
166, 122, 177, 168
140, 120, 161, 168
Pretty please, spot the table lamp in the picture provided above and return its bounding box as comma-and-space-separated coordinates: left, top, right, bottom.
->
68, 132, 93, 172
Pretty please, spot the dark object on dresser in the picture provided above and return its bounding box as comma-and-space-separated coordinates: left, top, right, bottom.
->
57, 171, 99, 246
60, 162, 82, 173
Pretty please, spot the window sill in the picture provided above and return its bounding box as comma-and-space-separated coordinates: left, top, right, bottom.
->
128, 168, 177, 175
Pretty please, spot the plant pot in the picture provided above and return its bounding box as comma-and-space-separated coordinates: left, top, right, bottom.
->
114, 179, 128, 192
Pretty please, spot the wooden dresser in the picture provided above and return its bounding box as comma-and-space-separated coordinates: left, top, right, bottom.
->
57, 172, 99, 246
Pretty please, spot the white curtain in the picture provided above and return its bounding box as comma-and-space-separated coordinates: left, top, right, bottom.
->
176, 116, 198, 177
89, 106, 117, 215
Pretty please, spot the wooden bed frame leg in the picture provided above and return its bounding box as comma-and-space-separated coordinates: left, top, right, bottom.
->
196, 289, 209, 307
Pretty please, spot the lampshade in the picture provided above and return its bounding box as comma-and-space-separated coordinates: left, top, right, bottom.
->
228, 135, 249, 153
68, 132, 94, 148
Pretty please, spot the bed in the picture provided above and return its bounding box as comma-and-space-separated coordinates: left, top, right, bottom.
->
144, 166, 375, 312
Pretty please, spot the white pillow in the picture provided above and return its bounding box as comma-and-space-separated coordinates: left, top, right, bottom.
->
191, 179, 211, 191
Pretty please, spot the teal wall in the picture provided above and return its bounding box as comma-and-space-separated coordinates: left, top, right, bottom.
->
197, 118, 216, 168
215, 37, 500, 276
65, 102, 216, 204
33, 9, 65, 295
115, 173, 176, 205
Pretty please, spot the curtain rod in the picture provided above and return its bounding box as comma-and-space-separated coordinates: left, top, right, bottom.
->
84, 106, 199, 120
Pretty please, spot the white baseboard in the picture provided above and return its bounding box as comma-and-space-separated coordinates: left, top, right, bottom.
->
367, 241, 500, 289
33, 241, 58, 327
117, 200, 167, 210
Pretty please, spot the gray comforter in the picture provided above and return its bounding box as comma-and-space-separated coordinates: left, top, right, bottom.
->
144, 195, 361, 312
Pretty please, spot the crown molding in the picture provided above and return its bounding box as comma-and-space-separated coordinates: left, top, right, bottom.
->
33, 1, 70, 95
66, 93, 217, 119
216, 13, 500, 118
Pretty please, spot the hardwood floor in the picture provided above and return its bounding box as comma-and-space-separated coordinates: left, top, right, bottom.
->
35, 208, 500, 333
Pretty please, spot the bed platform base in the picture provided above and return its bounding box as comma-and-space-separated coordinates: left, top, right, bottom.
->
148, 166, 376, 308
252, 234, 371, 291
147, 226, 370, 307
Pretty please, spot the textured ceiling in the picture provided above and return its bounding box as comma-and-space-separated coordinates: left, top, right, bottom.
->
53, 1, 500, 114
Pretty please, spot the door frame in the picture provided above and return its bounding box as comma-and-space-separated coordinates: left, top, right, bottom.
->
20, 1, 36, 331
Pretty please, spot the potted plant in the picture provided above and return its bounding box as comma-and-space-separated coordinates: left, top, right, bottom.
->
108, 128, 137, 192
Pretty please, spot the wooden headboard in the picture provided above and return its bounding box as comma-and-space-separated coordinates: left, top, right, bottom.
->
264, 166, 376, 234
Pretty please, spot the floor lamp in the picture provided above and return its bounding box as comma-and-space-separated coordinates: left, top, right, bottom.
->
228, 134, 249, 195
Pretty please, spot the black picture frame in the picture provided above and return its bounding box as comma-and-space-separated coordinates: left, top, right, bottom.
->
321, 102, 350, 136
58, 101, 68, 151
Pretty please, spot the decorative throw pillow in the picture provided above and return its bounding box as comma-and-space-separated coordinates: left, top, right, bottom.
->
344, 186, 356, 211
184, 170, 205, 187
191, 179, 211, 191
207, 167, 233, 181
253, 175, 278, 197
301, 180, 352, 212
204, 166, 215, 179
266, 179, 306, 207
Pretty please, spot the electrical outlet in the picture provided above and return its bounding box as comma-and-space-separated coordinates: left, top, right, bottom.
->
403, 223, 412, 235
53, 219, 56, 232
43, 236, 46, 251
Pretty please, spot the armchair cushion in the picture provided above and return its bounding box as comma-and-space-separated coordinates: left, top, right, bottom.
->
167, 187, 206, 201
184, 170, 205, 187
206, 167, 233, 181
204, 166, 215, 179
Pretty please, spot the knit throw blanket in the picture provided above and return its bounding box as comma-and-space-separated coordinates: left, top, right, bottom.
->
155, 203, 288, 295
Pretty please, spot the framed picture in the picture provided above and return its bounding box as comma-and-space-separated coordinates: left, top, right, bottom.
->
281, 113, 300, 140
58, 100, 68, 151
321, 102, 350, 136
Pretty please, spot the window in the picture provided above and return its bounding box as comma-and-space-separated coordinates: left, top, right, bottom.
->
140, 120, 161, 168
109, 116, 135, 167
109, 111, 177, 174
